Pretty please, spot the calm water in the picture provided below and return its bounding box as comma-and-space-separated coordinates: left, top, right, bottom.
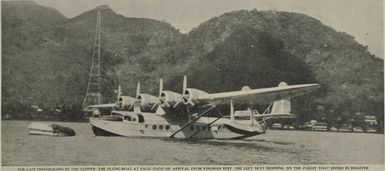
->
1, 120, 384, 166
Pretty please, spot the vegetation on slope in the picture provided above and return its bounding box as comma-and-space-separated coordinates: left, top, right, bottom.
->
2, 2, 383, 130
169, 10, 383, 126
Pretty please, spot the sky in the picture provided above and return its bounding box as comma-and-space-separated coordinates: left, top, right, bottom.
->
35, 0, 384, 58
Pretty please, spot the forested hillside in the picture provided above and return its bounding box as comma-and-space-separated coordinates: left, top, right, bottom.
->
166, 10, 384, 124
2, 2, 383, 127
2, 2, 182, 119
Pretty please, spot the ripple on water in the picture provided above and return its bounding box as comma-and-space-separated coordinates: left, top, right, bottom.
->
2, 121, 384, 165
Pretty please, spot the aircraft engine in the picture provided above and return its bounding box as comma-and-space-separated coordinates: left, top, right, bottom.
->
159, 91, 182, 107
118, 96, 136, 107
182, 88, 208, 105
137, 94, 159, 110
241, 86, 251, 91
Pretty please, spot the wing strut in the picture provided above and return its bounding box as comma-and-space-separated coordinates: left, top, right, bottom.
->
169, 106, 217, 138
249, 103, 255, 126
186, 107, 224, 139
230, 99, 234, 121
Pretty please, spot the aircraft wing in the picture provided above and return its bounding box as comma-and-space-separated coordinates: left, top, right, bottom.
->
88, 103, 116, 109
254, 113, 296, 119
233, 110, 296, 119
198, 83, 320, 105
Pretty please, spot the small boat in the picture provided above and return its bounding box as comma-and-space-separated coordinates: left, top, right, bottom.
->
28, 122, 76, 136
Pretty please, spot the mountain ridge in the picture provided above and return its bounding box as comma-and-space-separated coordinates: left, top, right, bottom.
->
2, 2, 383, 126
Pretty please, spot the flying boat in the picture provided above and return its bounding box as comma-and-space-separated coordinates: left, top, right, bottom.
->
89, 76, 320, 139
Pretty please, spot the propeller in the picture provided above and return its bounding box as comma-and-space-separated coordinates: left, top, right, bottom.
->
117, 85, 122, 102
115, 85, 123, 109
159, 92, 169, 107
151, 79, 164, 110
159, 79, 163, 97
173, 75, 188, 108
136, 82, 140, 99
249, 102, 255, 126
135, 82, 141, 105
128, 82, 141, 111
230, 99, 234, 121
132, 82, 141, 112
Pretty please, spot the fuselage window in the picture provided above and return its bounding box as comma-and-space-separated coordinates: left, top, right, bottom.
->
159, 125, 163, 130
124, 116, 131, 121
137, 114, 145, 123
152, 125, 157, 130
132, 118, 136, 122
165, 125, 170, 130
145, 124, 148, 128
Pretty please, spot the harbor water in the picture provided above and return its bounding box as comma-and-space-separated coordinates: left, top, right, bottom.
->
2, 121, 384, 166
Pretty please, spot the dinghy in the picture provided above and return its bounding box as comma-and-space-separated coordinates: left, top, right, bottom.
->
28, 122, 76, 136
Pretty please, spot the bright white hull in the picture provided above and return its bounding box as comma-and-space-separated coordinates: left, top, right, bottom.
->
90, 117, 262, 139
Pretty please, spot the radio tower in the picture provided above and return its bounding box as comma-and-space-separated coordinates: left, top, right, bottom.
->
82, 7, 103, 111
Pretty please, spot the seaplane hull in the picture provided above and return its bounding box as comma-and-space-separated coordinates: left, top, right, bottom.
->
89, 114, 264, 139
87, 76, 320, 140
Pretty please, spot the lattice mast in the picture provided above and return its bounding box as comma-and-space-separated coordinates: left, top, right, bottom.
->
82, 8, 102, 110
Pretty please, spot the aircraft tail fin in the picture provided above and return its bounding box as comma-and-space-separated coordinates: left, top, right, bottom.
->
271, 82, 291, 114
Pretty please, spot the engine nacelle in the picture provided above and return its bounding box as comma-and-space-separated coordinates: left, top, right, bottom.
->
137, 93, 159, 110
241, 86, 251, 91
160, 91, 182, 107
118, 96, 136, 107
183, 88, 209, 105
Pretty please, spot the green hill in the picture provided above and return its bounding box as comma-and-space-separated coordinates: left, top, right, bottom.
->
2, 2, 383, 127
169, 10, 383, 123
1, 2, 182, 119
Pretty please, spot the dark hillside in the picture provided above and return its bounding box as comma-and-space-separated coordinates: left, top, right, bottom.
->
2, 1, 66, 27
2, 3, 383, 128
1, 2, 182, 119
61, 6, 183, 95
170, 10, 383, 123
2, 1, 69, 116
